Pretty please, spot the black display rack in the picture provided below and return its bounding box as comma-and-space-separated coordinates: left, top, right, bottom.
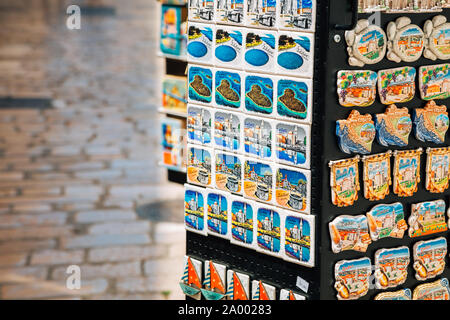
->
186, 0, 450, 300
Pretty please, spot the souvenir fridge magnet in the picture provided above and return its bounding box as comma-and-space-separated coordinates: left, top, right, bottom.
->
329, 215, 372, 253
187, 23, 214, 64
244, 73, 274, 116
426, 147, 450, 193
374, 246, 410, 290
413, 278, 450, 300
279, 289, 306, 300
230, 196, 255, 249
275, 165, 311, 213
188, 0, 214, 23
215, 0, 244, 26
385, 0, 415, 13
214, 69, 242, 111
374, 289, 412, 300
226, 270, 250, 300
276, 77, 312, 123
362, 151, 392, 201
188, 65, 213, 105
418, 63, 450, 101
413, 237, 447, 281
358, 0, 387, 13
276, 32, 314, 78
329, 156, 360, 207
201, 260, 227, 300
245, 0, 277, 29
187, 105, 212, 146
415, 0, 443, 13
375, 104, 412, 147
277, 0, 315, 32
366, 202, 408, 241
414, 100, 449, 144
244, 30, 277, 73
215, 151, 243, 195
334, 257, 372, 300
244, 117, 273, 160
345, 19, 387, 67
215, 27, 243, 68
336, 70, 377, 107
243, 158, 273, 203
256, 205, 282, 257
184, 185, 207, 235
284, 211, 315, 267
180, 255, 203, 299
206, 189, 229, 239
386, 17, 424, 63
377, 66, 416, 105
275, 121, 311, 169
336, 110, 375, 155
409, 199, 447, 238
214, 110, 241, 153
423, 15, 450, 61
252, 280, 276, 300
392, 148, 422, 197
187, 145, 213, 187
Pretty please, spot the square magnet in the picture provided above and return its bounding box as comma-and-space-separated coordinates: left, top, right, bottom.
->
276, 31, 314, 78
187, 144, 214, 188
230, 195, 256, 249
251, 280, 277, 300
201, 260, 228, 300
214, 26, 244, 69
277, 0, 316, 33
206, 188, 231, 239
243, 29, 277, 73
243, 72, 275, 117
279, 289, 306, 300
274, 120, 311, 169
188, 64, 214, 106
188, 0, 215, 23
243, 157, 275, 205
213, 109, 243, 154
275, 76, 312, 124
214, 150, 244, 195
214, 68, 244, 111
187, 22, 215, 65
215, 2, 245, 26
245, 0, 278, 29
184, 184, 208, 236
255, 203, 284, 258
243, 116, 274, 162
187, 104, 213, 147
226, 270, 250, 300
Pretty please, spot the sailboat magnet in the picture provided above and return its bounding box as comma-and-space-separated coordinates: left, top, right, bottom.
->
252, 280, 276, 300
425, 147, 450, 193
279, 289, 306, 300
413, 237, 447, 281
179, 255, 203, 300
201, 260, 227, 300
226, 270, 250, 300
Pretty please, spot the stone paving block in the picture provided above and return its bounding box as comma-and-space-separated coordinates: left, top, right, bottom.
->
61, 234, 151, 249
88, 221, 150, 235
0, 226, 73, 241
143, 257, 184, 278
0, 212, 68, 228
0, 266, 48, 282
88, 245, 166, 263
0, 253, 27, 267
30, 249, 84, 266
74, 209, 137, 223
52, 262, 141, 280
0, 239, 57, 254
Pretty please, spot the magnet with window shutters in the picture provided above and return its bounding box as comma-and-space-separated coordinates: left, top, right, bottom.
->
362, 151, 392, 201
374, 289, 412, 300
226, 270, 250, 300
392, 148, 422, 197
413, 237, 447, 281
413, 278, 450, 300
426, 147, 450, 193
179, 255, 203, 300
366, 202, 408, 241
375, 104, 412, 147
374, 246, 410, 290
334, 257, 372, 300
414, 100, 449, 144
424, 15, 450, 61
409, 199, 447, 238
336, 110, 376, 155
201, 260, 227, 300
329, 215, 372, 253
386, 17, 425, 63
329, 156, 360, 207
252, 280, 276, 300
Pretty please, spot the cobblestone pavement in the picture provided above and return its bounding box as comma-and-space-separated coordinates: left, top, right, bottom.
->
0, 0, 185, 299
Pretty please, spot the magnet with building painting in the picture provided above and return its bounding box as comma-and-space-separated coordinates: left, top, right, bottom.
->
244, 117, 273, 160
413, 278, 450, 300
377, 66, 416, 105
385, 0, 415, 13
415, 0, 443, 12
424, 15, 450, 61
413, 237, 447, 281
243, 158, 274, 204
275, 121, 311, 169
245, 0, 277, 29
256, 205, 282, 257
215, 0, 244, 26
201, 260, 227, 300
426, 147, 450, 193
336, 110, 376, 155
188, 0, 214, 23
334, 257, 372, 300
345, 19, 387, 67
214, 110, 242, 153
230, 196, 255, 249
375, 105, 412, 147
329, 215, 372, 254
358, 0, 387, 13
215, 151, 243, 195
277, 0, 315, 33
179, 255, 203, 300
206, 189, 229, 239
374, 289, 412, 300
226, 270, 250, 300
275, 165, 310, 213
362, 151, 392, 201
279, 289, 306, 300
414, 100, 449, 144
252, 280, 276, 300
393, 148, 422, 197
187, 145, 213, 187
187, 104, 212, 146
184, 184, 207, 235
366, 202, 408, 241
337, 70, 377, 107
374, 246, 410, 290
386, 17, 425, 63
329, 156, 360, 207
409, 199, 447, 238
284, 211, 315, 267
418, 63, 450, 101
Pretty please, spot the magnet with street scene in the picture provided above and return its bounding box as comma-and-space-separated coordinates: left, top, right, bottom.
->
375, 104, 412, 147
188, 0, 214, 23
275, 165, 310, 213
336, 70, 377, 107
215, 0, 244, 26
180, 255, 203, 299
275, 121, 310, 169
226, 270, 250, 300
418, 63, 450, 101
276, 32, 314, 78
362, 151, 392, 201
426, 147, 450, 193
366, 202, 408, 241
279, 289, 306, 300
386, 17, 425, 63
336, 110, 376, 155
374, 246, 410, 290
393, 148, 422, 197
184, 184, 207, 235
206, 189, 229, 239
334, 257, 372, 300
414, 100, 449, 144
244, 117, 273, 160
409, 199, 447, 238
245, 0, 277, 29
413, 237, 447, 281
377, 66, 416, 105
277, 0, 315, 33
276, 77, 312, 123
374, 289, 412, 300
214, 110, 241, 153
187, 145, 213, 187
201, 260, 227, 300
329, 215, 372, 254
244, 158, 273, 203
284, 211, 315, 267
423, 15, 450, 61
413, 278, 450, 300
215, 151, 243, 195
329, 156, 360, 207
187, 105, 212, 146
230, 196, 255, 249
256, 205, 282, 257
252, 280, 276, 300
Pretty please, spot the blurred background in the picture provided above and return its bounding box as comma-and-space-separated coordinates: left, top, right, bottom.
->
0, 0, 187, 299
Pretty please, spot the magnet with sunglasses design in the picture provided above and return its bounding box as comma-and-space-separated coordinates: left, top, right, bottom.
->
336, 110, 375, 155
374, 289, 412, 300
374, 246, 410, 290
230, 197, 255, 249
244, 73, 274, 116
180, 255, 203, 300
275, 165, 310, 213
393, 148, 422, 197
244, 159, 274, 203
276, 77, 312, 123
424, 15, 450, 61
418, 64, 450, 101
329, 215, 371, 254
215, 0, 244, 26
215, 26, 243, 68
413, 278, 450, 300
277, 0, 315, 32
337, 70, 377, 107
284, 211, 315, 267
256, 205, 282, 257
386, 17, 425, 63
252, 280, 276, 300
414, 100, 449, 144
244, 117, 273, 160
214, 69, 243, 110
377, 66, 416, 105
409, 199, 447, 238
188, 65, 213, 105
244, 30, 277, 72
345, 20, 387, 67
214, 110, 241, 153
375, 104, 412, 147
184, 184, 207, 235
276, 32, 314, 78
215, 151, 243, 195
334, 257, 372, 300
426, 147, 450, 193
226, 270, 250, 300
187, 144, 213, 187
206, 189, 229, 239
279, 289, 306, 300
366, 202, 408, 241
275, 121, 311, 169
413, 237, 447, 281
362, 151, 392, 201
201, 260, 227, 300
187, 23, 214, 64
329, 156, 360, 207
187, 105, 212, 146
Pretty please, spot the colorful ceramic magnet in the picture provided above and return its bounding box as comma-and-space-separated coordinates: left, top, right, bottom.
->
206, 190, 229, 239
345, 19, 387, 67
386, 17, 425, 63
413, 237, 447, 281
188, 0, 214, 23
329, 215, 372, 253
161, 117, 186, 171
245, 0, 277, 29
184, 184, 207, 235
215, 26, 243, 68
187, 145, 212, 187
215, 151, 243, 194
244, 117, 273, 160
374, 289, 412, 300
162, 75, 187, 112
256, 205, 282, 257
444, 0, 450, 8
215, 0, 244, 26
375, 104, 412, 147
336, 110, 375, 155
214, 110, 241, 153
392, 148, 422, 197
275, 121, 310, 169
415, 0, 443, 12
214, 69, 242, 110
426, 147, 450, 193
226, 270, 250, 300
366, 202, 408, 241
275, 165, 310, 213
187, 23, 214, 64
418, 63, 450, 101
362, 151, 392, 201
284, 212, 315, 267
276, 32, 314, 77
279, 289, 306, 300
336, 70, 377, 107
243, 159, 273, 203
188, 65, 213, 105
180, 255, 203, 299
230, 197, 255, 249
244, 73, 274, 116
358, 0, 386, 13
201, 260, 227, 300
329, 156, 360, 207
414, 100, 449, 144
413, 278, 450, 300
377, 66, 416, 105
334, 257, 372, 300
278, 0, 315, 32
252, 280, 276, 300
409, 199, 447, 238
385, 0, 415, 13
244, 30, 277, 72
424, 15, 450, 61
276, 77, 312, 123
374, 246, 410, 290
187, 105, 212, 146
